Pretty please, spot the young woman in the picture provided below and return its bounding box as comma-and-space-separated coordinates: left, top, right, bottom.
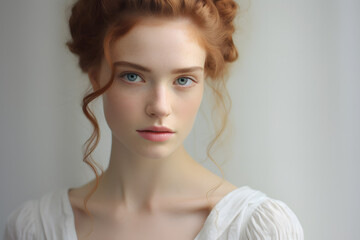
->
5, 0, 303, 239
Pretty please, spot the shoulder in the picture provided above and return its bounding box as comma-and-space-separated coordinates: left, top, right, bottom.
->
196, 186, 303, 240
241, 197, 304, 240
228, 186, 304, 240
4, 189, 72, 240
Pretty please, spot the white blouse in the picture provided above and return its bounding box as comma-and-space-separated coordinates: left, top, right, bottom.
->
4, 186, 304, 240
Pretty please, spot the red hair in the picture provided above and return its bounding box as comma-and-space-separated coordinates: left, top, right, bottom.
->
66, 0, 239, 217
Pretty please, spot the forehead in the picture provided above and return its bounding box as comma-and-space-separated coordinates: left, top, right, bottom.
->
110, 17, 206, 70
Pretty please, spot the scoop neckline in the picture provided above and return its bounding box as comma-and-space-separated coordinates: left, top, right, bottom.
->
64, 186, 250, 239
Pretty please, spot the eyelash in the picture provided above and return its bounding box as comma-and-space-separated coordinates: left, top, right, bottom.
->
117, 72, 197, 87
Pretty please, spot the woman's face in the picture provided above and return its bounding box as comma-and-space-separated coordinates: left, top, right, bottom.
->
92, 17, 206, 160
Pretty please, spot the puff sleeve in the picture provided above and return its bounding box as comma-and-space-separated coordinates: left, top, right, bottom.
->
241, 198, 304, 240
4, 201, 39, 240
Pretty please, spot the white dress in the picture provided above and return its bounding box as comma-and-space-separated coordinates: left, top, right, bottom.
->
4, 186, 304, 240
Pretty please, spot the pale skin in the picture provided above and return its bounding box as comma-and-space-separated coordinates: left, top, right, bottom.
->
69, 17, 238, 240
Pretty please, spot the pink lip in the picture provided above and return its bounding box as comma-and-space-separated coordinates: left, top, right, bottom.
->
136, 126, 175, 142
138, 126, 174, 132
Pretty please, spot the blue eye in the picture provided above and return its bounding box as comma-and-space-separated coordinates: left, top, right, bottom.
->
176, 77, 194, 87
122, 73, 142, 82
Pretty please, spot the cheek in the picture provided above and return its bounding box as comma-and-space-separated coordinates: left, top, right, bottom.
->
176, 90, 203, 123
103, 89, 141, 127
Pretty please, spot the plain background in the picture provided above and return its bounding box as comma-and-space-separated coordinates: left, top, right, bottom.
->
1, 0, 359, 239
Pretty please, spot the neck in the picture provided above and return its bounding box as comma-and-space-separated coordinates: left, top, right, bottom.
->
97, 134, 200, 213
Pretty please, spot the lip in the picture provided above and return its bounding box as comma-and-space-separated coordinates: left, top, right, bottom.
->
137, 126, 175, 133
136, 126, 175, 142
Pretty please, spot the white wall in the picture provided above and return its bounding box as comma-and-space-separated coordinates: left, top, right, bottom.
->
0, 0, 359, 239
224, 1, 360, 239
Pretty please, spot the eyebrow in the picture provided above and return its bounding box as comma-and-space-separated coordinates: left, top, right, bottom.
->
113, 61, 204, 74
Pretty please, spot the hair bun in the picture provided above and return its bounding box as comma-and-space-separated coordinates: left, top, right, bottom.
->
212, 0, 238, 63
214, 0, 238, 27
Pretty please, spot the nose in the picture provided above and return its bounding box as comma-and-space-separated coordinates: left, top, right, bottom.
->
145, 85, 171, 118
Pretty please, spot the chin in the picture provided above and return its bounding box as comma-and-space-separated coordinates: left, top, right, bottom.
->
129, 141, 182, 161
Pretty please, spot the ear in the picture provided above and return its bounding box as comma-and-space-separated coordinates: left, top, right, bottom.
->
87, 67, 100, 92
